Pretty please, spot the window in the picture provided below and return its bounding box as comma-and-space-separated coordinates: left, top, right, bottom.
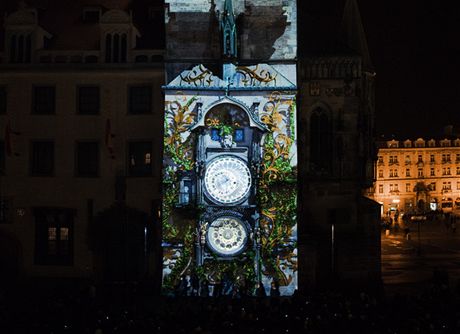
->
77, 86, 100, 114
447, 167, 451, 175
76, 142, 99, 177
405, 169, 410, 177
82, 7, 101, 22
417, 155, 423, 163
430, 155, 435, 163
0, 86, 6, 114
389, 184, 394, 192
394, 169, 399, 177
457, 182, 460, 190
105, 33, 127, 63
442, 182, 452, 191
378, 156, 383, 164
389, 169, 394, 178
9, 33, 32, 63
394, 184, 399, 192
129, 86, 152, 114
33, 86, 55, 114
378, 170, 383, 178
418, 168, 423, 177
442, 154, 446, 163
34, 208, 74, 265
430, 168, 435, 176
457, 154, 460, 162
31, 141, 54, 176
405, 155, 411, 164
430, 182, 436, 191
378, 184, 383, 193
389, 155, 398, 164
457, 166, 460, 175
406, 183, 411, 192
447, 154, 451, 162
128, 141, 153, 176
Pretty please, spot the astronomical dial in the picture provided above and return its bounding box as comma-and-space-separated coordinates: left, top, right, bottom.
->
206, 216, 248, 256
204, 156, 251, 205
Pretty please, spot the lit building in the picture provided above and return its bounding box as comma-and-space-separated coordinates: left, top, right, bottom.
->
0, 0, 380, 291
370, 137, 460, 216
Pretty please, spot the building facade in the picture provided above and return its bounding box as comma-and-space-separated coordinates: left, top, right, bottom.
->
371, 138, 460, 216
0, 0, 380, 291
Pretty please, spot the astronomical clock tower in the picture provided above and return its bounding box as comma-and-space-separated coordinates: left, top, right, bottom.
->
162, 0, 298, 295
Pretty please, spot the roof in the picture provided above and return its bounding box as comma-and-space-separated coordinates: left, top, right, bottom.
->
0, 0, 165, 51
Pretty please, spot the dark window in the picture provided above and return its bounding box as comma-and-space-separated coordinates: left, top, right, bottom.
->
128, 142, 153, 176
0, 87, 6, 114
211, 128, 220, 141
76, 142, 99, 177
310, 108, 332, 172
129, 86, 152, 114
9, 34, 31, 63
0, 141, 4, 175
31, 141, 54, 176
34, 208, 74, 265
77, 86, 100, 114
33, 86, 55, 114
82, 8, 100, 22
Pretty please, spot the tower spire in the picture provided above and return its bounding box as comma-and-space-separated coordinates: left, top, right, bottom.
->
221, 0, 237, 59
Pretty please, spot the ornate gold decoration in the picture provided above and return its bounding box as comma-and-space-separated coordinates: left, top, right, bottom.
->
180, 64, 215, 87
235, 65, 277, 86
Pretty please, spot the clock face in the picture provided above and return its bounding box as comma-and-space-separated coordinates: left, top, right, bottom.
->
204, 156, 252, 205
207, 217, 248, 256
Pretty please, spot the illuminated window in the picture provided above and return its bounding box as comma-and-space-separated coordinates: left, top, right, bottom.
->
128, 141, 153, 176
405, 169, 410, 177
34, 208, 74, 265
430, 168, 435, 176
128, 86, 152, 114
406, 183, 411, 192
379, 184, 383, 193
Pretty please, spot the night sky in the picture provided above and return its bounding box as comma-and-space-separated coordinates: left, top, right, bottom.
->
359, 1, 457, 138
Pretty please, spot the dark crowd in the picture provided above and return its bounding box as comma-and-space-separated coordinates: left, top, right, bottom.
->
1, 277, 460, 334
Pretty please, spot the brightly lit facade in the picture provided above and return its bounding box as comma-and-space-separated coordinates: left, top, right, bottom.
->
371, 138, 460, 216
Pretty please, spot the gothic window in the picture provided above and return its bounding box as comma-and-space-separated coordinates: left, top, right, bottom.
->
105, 33, 128, 63
9, 33, 32, 63
310, 108, 331, 172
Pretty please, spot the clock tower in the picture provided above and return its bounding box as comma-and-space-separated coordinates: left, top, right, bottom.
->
162, 0, 298, 295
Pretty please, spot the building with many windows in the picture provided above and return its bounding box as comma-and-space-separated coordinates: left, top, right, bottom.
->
370, 137, 460, 216
0, 0, 380, 291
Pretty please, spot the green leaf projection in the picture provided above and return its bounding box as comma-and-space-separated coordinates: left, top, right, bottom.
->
162, 65, 297, 295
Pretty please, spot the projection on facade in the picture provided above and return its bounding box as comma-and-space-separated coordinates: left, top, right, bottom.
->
162, 0, 298, 296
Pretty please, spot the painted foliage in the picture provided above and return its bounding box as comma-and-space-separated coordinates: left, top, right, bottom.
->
162, 63, 297, 295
